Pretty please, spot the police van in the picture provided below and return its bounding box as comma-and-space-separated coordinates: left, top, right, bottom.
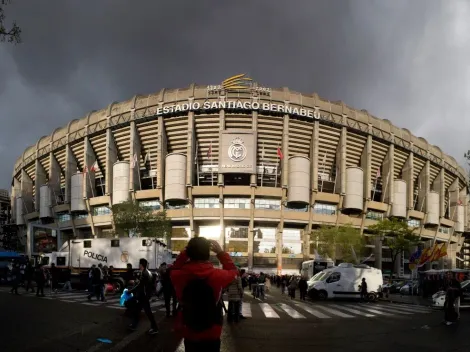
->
307, 263, 383, 301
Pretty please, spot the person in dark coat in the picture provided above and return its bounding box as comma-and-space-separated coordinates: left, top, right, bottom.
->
159, 262, 177, 317
360, 278, 368, 302
35, 265, 46, 297
298, 276, 308, 300
10, 264, 21, 295
24, 262, 35, 293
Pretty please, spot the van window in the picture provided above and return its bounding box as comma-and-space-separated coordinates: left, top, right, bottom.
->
41, 257, 50, 265
57, 257, 66, 266
110, 240, 120, 247
84, 241, 92, 248
326, 272, 341, 283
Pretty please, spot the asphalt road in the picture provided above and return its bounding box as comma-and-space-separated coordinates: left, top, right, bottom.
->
3, 285, 470, 352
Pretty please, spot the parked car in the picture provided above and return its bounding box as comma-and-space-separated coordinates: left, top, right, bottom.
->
399, 281, 419, 295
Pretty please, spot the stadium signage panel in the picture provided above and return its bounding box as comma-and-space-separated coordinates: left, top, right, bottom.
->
155, 99, 320, 119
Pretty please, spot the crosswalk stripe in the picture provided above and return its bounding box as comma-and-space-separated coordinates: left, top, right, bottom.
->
108, 306, 125, 310
346, 305, 394, 316
260, 303, 280, 318
313, 305, 354, 318
278, 303, 306, 319
328, 304, 375, 317
381, 304, 430, 313
242, 303, 252, 317
370, 305, 412, 315
294, 303, 331, 319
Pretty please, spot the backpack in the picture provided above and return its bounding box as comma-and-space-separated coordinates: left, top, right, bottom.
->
181, 278, 222, 332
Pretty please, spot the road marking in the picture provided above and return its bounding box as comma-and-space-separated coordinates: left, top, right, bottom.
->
328, 304, 375, 317
381, 303, 431, 313
242, 303, 252, 317
260, 303, 280, 318
346, 305, 394, 316
370, 305, 412, 315
314, 305, 354, 318
108, 305, 126, 309
60, 299, 77, 303
278, 303, 306, 319
294, 303, 331, 319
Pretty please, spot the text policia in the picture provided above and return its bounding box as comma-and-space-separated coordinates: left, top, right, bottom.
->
155, 99, 321, 120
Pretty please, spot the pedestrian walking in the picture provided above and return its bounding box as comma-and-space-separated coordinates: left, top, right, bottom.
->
288, 276, 298, 299
159, 262, 177, 318
128, 258, 158, 335
360, 278, 368, 302
226, 274, 243, 323
10, 264, 20, 295
62, 267, 72, 291
171, 237, 238, 352
24, 262, 35, 293
298, 276, 308, 300
35, 265, 46, 297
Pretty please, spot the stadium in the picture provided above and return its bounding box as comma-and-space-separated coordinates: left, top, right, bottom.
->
10, 74, 470, 275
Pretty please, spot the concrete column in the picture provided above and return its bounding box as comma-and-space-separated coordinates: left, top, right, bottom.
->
459, 187, 468, 230
49, 153, 61, 206
219, 108, 225, 247
187, 112, 195, 235
34, 160, 47, 212
11, 178, 20, 223
335, 127, 347, 194
156, 118, 167, 192
402, 153, 414, 212
417, 161, 430, 213
282, 115, 289, 188
311, 121, 319, 192
65, 145, 77, 204
432, 168, 445, 217
105, 129, 118, 195
84, 137, 96, 199
250, 110, 258, 186
21, 170, 33, 213
374, 236, 383, 270
129, 122, 141, 191
382, 144, 394, 204
248, 110, 258, 270
361, 135, 372, 200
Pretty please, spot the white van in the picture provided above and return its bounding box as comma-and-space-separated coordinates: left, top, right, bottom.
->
301, 259, 335, 280
307, 263, 383, 301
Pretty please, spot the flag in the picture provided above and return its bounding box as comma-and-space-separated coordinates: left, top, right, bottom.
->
430, 243, 444, 262
322, 152, 327, 164
207, 141, 212, 158
277, 146, 283, 160
194, 141, 198, 165
85, 161, 99, 173
130, 153, 138, 169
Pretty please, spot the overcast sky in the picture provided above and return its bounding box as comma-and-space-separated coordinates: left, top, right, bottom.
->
1, 0, 469, 190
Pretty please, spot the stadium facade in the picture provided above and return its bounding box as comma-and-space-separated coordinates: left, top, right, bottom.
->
10, 75, 470, 274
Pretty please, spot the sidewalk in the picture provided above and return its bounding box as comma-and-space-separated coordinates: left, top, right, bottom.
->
380, 293, 433, 306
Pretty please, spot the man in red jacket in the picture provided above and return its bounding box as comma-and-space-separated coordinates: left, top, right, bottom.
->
171, 237, 238, 352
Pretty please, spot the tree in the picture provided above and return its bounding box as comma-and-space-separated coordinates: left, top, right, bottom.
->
310, 224, 364, 263
0, 1, 21, 43
112, 199, 172, 239
368, 218, 420, 278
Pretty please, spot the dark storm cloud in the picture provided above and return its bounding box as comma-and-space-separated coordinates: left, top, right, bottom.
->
0, 0, 469, 190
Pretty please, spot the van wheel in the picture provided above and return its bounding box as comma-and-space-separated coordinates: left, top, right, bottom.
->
367, 293, 377, 302
113, 278, 125, 293
317, 290, 328, 300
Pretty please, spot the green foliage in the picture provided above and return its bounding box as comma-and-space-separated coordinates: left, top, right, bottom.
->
112, 199, 171, 239
311, 224, 364, 263
368, 218, 420, 275
0, 1, 21, 43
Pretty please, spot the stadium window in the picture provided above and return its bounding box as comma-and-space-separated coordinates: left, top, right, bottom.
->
139, 200, 161, 211
312, 203, 337, 215
224, 198, 250, 209
83, 240, 92, 248
254, 198, 281, 210
92, 206, 111, 216
365, 211, 384, 221
407, 219, 421, 228
194, 198, 220, 209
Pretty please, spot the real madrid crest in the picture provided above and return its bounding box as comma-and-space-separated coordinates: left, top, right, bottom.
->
228, 137, 247, 162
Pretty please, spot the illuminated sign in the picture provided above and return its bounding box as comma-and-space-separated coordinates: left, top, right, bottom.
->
207, 74, 271, 95
155, 98, 321, 120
